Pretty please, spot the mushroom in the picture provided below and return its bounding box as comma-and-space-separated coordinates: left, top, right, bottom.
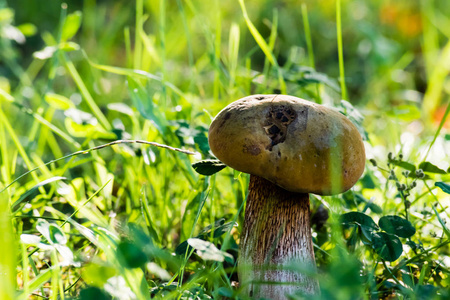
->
208, 94, 365, 298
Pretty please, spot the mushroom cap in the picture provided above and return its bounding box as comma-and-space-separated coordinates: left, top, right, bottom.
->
208, 94, 366, 195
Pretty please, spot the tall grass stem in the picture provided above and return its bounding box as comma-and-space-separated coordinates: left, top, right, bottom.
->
302, 4, 315, 69
336, 0, 347, 100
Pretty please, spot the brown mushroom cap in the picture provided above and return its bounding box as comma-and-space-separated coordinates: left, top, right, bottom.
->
208, 94, 366, 195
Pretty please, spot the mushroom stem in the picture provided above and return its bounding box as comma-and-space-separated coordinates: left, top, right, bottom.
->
238, 175, 319, 299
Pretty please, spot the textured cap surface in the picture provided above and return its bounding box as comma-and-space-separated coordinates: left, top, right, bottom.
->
208, 94, 366, 195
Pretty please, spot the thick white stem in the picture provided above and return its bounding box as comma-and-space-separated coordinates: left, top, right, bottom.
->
238, 175, 319, 299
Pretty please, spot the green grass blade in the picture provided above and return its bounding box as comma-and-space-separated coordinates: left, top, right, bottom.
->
11, 102, 80, 147
238, 0, 286, 94
0, 108, 40, 184
140, 187, 160, 243
60, 54, 111, 130
21, 243, 29, 299
0, 113, 11, 184
213, 0, 222, 102
420, 0, 440, 79
61, 178, 112, 227
302, 4, 315, 69
16, 267, 54, 298
50, 250, 59, 300
134, 0, 144, 70
262, 9, 278, 90
228, 23, 240, 90
176, 0, 194, 68
422, 40, 450, 119
336, 0, 347, 100
88, 58, 186, 98
158, 0, 167, 106
422, 100, 450, 162
0, 192, 15, 300
124, 27, 133, 68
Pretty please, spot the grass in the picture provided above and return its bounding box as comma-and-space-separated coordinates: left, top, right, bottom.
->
1, 0, 450, 299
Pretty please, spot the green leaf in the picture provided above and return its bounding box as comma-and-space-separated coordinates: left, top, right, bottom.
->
64, 110, 116, 139
360, 227, 375, 244
419, 162, 447, 174
36, 220, 55, 245
379, 215, 416, 238
187, 238, 233, 262
360, 173, 376, 190
340, 211, 378, 231
45, 93, 73, 110
117, 241, 148, 268
192, 160, 226, 176
59, 41, 80, 52
371, 232, 403, 261
435, 182, 450, 194
17, 23, 37, 36
65, 119, 115, 139
48, 224, 67, 244
62, 11, 82, 41
193, 130, 210, 154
